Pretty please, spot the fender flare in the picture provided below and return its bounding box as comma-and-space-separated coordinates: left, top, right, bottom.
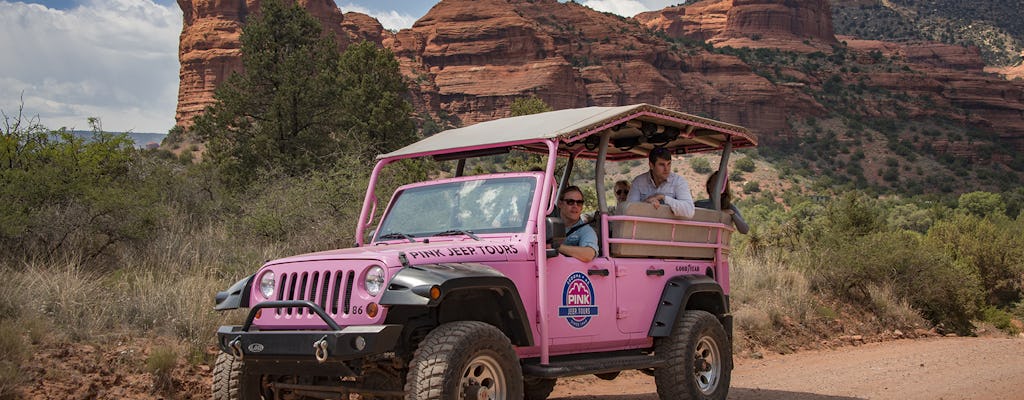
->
214, 274, 254, 311
648, 275, 728, 337
381, 262, 532, 346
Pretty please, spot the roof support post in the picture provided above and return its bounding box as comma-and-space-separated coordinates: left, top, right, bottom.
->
356, 159, 392, 246
711, 137, 733, 211
455, 159, 465, 177
596, 132, 610, 214
596, 132, 611, 258
538, 140, 559, 365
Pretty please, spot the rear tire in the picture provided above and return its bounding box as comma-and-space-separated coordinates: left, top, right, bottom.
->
654, 310, 731, 400
405, 321, 523, 400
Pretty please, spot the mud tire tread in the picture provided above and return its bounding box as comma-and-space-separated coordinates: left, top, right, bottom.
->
212, 352, 242, 400
654, 310, 731, 400
404, 321, 523, 399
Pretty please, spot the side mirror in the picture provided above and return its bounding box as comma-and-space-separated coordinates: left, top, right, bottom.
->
546, 217, 566, 258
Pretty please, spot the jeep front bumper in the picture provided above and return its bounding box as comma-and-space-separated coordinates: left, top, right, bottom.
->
216, 300, 402, 364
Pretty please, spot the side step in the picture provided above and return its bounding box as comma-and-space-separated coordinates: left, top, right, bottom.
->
521, 351, 666, 378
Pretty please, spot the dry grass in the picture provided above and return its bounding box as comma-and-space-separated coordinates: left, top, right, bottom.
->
0, 321, 26, 400
730, 250, 928, 354
866, 283, 925, 326
730, 251, 818, 347
0, 217, 256, 366
146, 344, 179, 392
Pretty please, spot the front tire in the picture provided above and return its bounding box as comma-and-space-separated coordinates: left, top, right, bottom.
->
654, 310, 732, 400
405, 321, 523, 400
212, 352, 241, 400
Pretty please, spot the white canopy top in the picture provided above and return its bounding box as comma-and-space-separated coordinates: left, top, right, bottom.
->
378, 104, 755, 161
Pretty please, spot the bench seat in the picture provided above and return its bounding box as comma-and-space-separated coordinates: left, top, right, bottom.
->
608, 202, 732, 259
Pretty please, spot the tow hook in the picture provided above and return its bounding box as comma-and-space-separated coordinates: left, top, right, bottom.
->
314, 335, 329, 363
228, 336, 243, 360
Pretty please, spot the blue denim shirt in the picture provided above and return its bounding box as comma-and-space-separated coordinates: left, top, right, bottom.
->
564, 218, 599, 254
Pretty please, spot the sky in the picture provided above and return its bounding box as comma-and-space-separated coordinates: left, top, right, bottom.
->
0, 0, 681, 133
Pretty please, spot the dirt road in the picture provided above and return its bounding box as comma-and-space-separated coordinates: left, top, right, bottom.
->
548, 337, 1024, 400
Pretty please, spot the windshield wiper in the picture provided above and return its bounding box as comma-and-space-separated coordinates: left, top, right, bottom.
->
436, 230, 481, 241
379, 232, 416, 243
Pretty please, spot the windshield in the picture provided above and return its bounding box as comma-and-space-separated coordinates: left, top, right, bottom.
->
375, 176, 537, 241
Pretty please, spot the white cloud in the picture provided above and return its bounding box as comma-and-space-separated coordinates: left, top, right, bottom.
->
579, 0, 650, 17
0, 0, 181, 132
575, 0, 683, 17
337, 2, 418, 31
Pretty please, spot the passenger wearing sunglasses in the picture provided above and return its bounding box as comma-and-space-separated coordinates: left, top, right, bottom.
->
556, 186, 598, 262
626, 147, 695, 218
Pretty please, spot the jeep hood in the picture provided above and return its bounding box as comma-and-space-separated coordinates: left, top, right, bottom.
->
264, 238, 530, 267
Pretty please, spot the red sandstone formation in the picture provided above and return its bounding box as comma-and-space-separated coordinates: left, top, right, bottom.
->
635, 2, 732, 42
341, 12, 389, 44
175, 0, 249, 129
712, 0, 838, 50
174, 0, 1024, 153
380, 0, 822, 132
636, 0, 838, 52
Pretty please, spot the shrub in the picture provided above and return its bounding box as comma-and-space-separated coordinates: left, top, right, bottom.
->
742, 181, 761, 193
729, 170, 745, 182
981, 306, 1021, 335
735, 157, 756, 172
235, 159, 370, 252
690, 157, 712, 174
926, 214, 1024, 308
0, 119, 163, 263
510, 96, 553, 116
803, 229, 979, 334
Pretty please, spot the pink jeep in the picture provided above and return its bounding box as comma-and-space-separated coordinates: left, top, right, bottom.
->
213, 104, 756, 400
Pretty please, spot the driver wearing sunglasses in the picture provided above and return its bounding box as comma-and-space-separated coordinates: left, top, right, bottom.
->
556, 186, 598, 262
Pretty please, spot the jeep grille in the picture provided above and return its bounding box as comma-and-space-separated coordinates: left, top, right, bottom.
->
275, 270, 355, 316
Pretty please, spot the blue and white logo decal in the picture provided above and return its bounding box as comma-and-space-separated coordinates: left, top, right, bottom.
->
558, 272, 598, 328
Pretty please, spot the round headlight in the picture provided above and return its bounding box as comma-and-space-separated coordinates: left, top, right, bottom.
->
259, 271, 275, 299
364, 266, 385, 296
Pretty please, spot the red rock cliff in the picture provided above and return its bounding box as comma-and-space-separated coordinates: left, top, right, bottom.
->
174, 0, 1024, 153
381, 0, 820, 132
636, 0, 838, 52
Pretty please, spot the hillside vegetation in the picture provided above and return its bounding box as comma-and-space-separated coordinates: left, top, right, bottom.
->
832, 0, 1024, 66
652, 36, 1024, 198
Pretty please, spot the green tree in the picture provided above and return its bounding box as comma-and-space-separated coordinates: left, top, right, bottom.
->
510, 96, 553, 116
193, 0, 344, 187
503, 96, 553, 171
958, 191, 1005, 218
336, 41, 417, 157
1004, 187, 1024, 218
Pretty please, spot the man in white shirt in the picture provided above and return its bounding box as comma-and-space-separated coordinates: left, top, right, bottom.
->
626, 147, 695, 218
